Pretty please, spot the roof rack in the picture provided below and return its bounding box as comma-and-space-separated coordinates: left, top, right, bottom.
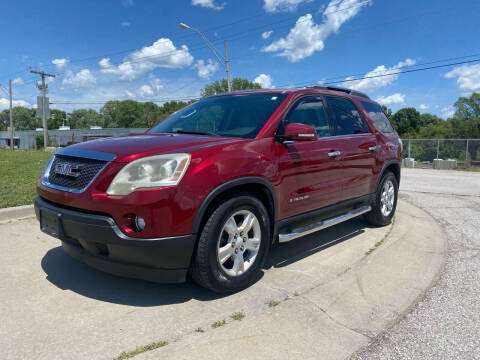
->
307, 85, 370, 99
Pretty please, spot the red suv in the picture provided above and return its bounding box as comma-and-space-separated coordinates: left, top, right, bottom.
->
35, 86, 401, 293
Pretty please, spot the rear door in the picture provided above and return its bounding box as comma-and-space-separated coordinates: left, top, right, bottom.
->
325, 96, 377, 201
275, 96, 344, 219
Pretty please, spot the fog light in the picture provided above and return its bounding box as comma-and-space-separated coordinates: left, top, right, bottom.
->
135, 216, 146, 231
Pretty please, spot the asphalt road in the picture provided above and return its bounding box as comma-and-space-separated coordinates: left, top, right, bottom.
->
355, 168, 480, 360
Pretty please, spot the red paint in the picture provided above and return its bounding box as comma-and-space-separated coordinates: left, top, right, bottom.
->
37, 88, 401, 238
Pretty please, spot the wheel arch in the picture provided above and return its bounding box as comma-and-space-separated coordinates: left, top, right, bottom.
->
376, 160, 401, 192
192, 177, 277, 238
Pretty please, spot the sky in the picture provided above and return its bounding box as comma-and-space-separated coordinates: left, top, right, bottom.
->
0, 0, 479, 118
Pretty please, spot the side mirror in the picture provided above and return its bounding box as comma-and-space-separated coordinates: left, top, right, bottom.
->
280, 123, 318, 142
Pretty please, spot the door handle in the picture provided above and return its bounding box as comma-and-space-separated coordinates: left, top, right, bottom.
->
328, 151, 341, 157
368, 146, 377, 152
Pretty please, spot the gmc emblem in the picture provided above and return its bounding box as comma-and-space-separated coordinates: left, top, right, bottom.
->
54, 162, 82, 178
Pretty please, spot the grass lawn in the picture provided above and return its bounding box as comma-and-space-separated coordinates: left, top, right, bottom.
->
0, 150, 52, 208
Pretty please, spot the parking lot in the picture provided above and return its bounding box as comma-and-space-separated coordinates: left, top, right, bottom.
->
3, 169, 475, 360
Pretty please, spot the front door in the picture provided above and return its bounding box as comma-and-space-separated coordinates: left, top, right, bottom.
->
275, 96, 344, 219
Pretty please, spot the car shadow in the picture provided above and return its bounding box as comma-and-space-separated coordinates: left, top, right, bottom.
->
41, 247, 229, 306
41, 217, 371, 307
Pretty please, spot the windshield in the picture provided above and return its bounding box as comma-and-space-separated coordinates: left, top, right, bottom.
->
149, 93, 287, 139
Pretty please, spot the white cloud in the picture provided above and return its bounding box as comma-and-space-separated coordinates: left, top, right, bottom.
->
262, 30, 273, 39
263, 0, 371, 62
264, 0, 310, 13
254, 74, 274, 88
375, 93, 405, 106
444, 64, 480, 94
192, 0, 225, 10
120, 21, 130, 27
194, 59, 219, 79
0, 98, 30, 110
345, 58, 416, 92
137, 85, 154, 97
99, 38, 194, 81
62, 69, 96, 89
52, 58, 69, 70
419, 104, 429, 110
441, 105, 455, 119
12, 77, 23, 85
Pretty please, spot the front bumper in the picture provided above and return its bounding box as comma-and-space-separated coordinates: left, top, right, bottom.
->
34, 196, 196, 283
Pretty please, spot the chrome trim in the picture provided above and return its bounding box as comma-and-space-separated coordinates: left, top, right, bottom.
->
56, 148, 116, 162
369, 146, 377, 151
328, 150, 341, 157
41, 150, 114, 193
278, 205, 371, 243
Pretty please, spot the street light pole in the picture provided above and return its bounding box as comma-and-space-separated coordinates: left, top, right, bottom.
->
179, 22, 232, 92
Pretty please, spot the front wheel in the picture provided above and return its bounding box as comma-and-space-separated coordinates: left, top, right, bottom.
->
189, 193, 270, 293
364, 171, 398, 226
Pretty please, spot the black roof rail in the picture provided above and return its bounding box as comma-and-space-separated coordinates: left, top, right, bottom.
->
306, 85, 370, 99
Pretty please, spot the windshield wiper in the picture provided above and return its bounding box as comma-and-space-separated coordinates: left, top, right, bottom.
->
174, 130, 219, 136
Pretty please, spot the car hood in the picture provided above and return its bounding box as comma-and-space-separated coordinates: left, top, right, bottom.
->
64, 133, 243, 162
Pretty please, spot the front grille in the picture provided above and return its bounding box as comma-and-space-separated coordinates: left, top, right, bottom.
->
48, 155, 107, 191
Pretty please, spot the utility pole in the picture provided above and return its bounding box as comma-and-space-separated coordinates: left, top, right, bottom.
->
30, 69, 55, 148
9, 80, 13, 150
224, 40, 232, 92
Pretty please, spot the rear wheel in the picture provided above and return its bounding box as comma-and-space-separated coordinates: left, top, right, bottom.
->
189, 193, 270, 293
364, 171, 398, 226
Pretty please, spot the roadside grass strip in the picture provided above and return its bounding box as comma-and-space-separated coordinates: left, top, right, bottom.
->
114, 341, 168, 360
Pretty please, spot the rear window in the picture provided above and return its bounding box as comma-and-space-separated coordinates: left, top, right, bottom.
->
361, 102, 394, 133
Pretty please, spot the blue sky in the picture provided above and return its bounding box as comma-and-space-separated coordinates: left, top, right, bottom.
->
1, 0, 479, 118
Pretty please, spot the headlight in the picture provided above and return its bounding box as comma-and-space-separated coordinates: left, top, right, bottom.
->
107, 153, 190, 196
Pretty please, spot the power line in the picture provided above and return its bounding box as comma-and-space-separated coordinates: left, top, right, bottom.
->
47, 56, 480, 106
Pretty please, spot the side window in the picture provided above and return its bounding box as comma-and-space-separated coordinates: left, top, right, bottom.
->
326, 96, 370, 136
361, 101, 394, 133
285, 97, 332, 138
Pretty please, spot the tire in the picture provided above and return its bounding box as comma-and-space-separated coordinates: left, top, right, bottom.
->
189, 192, 271, 293
364, 171, 398, 226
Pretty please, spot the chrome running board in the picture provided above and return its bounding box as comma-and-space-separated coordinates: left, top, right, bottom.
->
278, 205, 372, 243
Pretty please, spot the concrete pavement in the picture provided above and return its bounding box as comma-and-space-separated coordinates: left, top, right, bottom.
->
0, 197, 445, 360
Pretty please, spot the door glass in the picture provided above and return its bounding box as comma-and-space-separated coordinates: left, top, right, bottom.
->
285, 97, 332, 138
361, 101, 394, 133
326, 96, 370, 135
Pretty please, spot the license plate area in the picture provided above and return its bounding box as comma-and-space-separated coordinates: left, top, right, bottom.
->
40, 209, 62, 238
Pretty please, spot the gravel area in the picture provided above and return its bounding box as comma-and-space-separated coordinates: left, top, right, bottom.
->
354, 169, 480, 360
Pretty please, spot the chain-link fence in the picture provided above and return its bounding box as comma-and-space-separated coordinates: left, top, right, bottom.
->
402, 139, 480, 168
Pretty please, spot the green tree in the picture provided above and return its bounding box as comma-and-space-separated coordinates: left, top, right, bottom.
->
453, 93, 480, 160
201, 78, 262, 97
48, 109, 67, 130
68, 109, 102, 129
390, 107, 423, 137
10, 107, 38, 130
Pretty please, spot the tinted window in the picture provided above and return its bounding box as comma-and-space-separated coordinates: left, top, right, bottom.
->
149, 93, 287, 139
326, 96, 370, 135
285, 97, 332, 138
361, 101, 394, 133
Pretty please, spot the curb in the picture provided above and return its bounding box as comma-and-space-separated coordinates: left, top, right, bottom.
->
0, 205, 35, 222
